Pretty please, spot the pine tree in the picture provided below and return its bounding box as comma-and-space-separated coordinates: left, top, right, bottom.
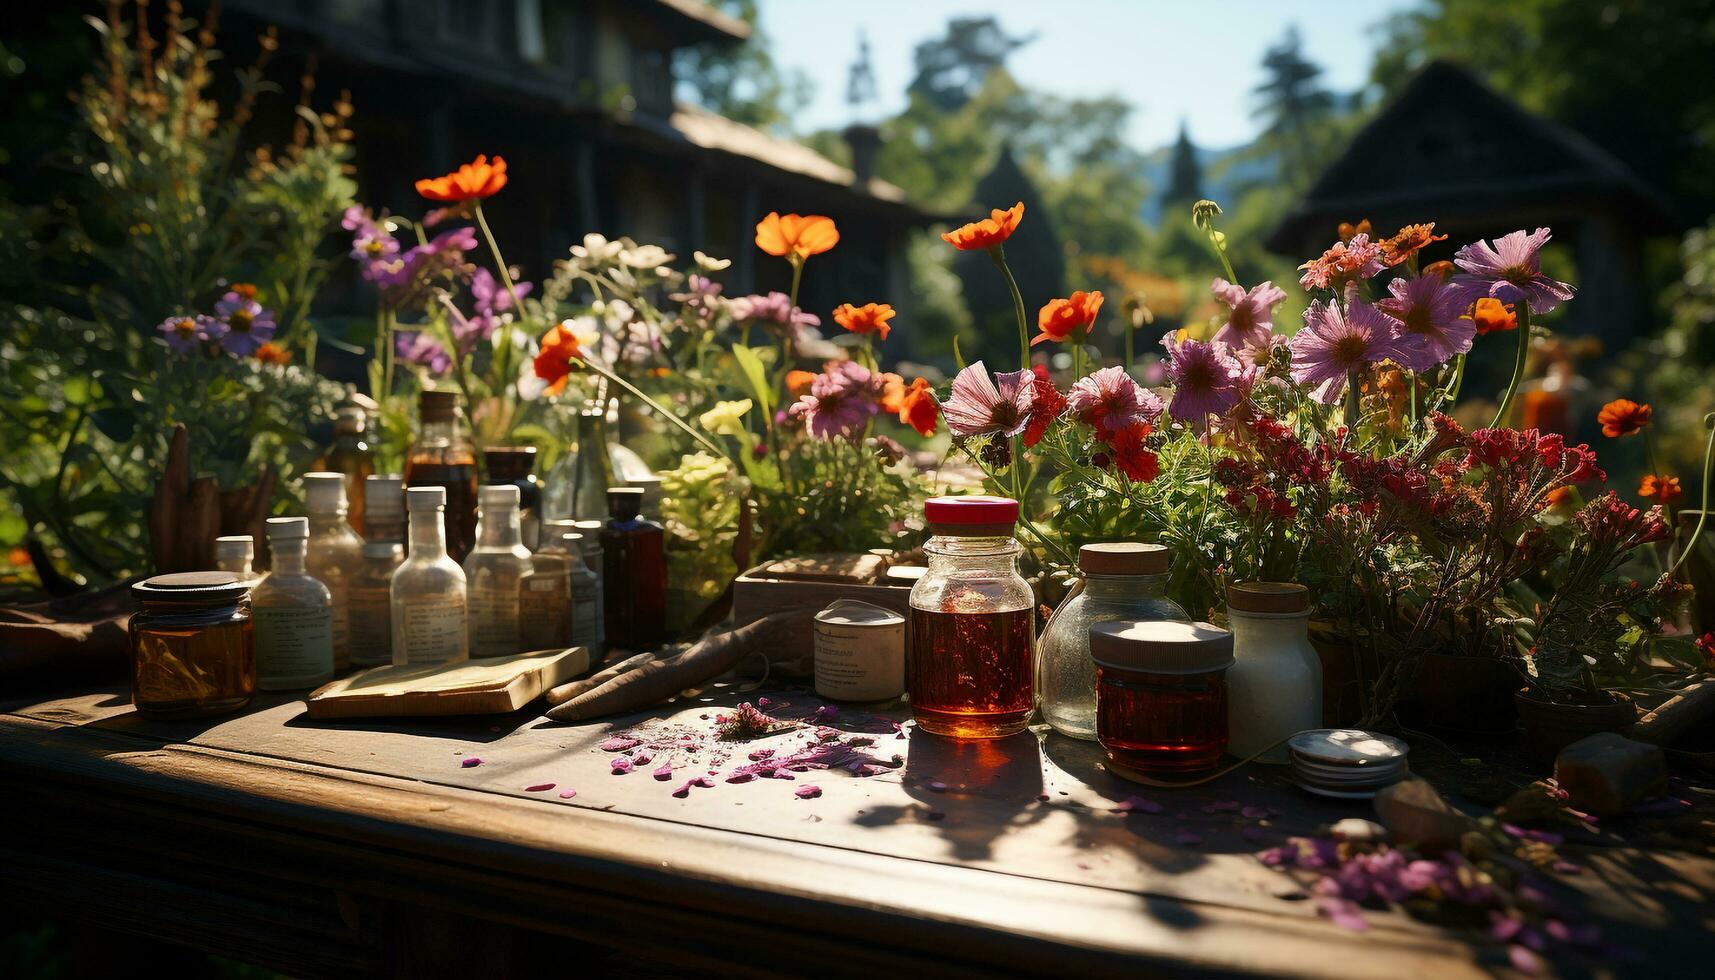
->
1252, 26, 1335, 186
1164, 121, 1202, 205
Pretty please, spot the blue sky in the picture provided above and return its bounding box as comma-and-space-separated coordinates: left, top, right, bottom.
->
758, 0, 1420, 151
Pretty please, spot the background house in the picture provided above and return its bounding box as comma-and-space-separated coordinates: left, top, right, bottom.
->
1267, 61, 1674, 347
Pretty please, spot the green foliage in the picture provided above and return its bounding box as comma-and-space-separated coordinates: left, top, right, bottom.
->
675, 0, 812, 133
1251, 27, 1340, 189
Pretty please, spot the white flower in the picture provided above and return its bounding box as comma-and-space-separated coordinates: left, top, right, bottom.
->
570, 233, 624, 268
694, 251, 732, 272
619, 243, 675, 270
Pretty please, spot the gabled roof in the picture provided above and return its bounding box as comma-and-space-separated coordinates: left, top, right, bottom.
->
651, 0, 751, 45
1267, 61, 1673, 251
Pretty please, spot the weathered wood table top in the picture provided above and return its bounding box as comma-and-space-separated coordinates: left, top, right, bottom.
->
5, 682, 1712, 977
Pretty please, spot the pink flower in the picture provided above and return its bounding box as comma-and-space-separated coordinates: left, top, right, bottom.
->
1298, 233, 1384, 291
155, 313, 224, 354
1450, 228, 1575, 314
1210, 278, 1287, 351
786, 360, 883, 443
213, 291, 276, 357
1067, 365, 1162, 435
941, 360, 1035, 438
1160, 334, 1242, 421
1375, 274, 1474, 370
1289, 286, 1407, 403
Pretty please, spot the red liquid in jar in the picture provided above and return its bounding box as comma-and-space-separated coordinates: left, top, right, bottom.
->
908, 607, 1034, 738
1097, 666, 1227, 777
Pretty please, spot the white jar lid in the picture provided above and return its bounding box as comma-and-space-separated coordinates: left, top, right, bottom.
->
815, 598, 904, 627
265, 516, 309, 540
1089, 619, 1233, 674
303, 471, 347, 512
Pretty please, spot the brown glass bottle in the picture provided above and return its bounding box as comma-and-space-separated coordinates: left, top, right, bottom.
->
315, 403, 376, 535
484, 446, 542, 551
405, 390, 479, 563
599, 487, 667, 650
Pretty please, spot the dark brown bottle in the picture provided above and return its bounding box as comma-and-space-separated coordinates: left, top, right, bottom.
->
405, 390, 478, 563
484, 446, 542, 551
315, 403, 376, 535
599, 487, 666, 650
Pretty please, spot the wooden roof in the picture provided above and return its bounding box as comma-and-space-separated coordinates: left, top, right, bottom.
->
1267, 61, 1674, 252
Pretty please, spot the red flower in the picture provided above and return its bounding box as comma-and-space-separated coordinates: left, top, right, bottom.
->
416, 154, 508, 202
531, 321, 585, 396
1697, 632, 1715, 665
1108, 423, 1159, 483
883, 376, 938, 437
1033, 290, 1104, 346
1597, 399, 1651, 438
1023, 364, 1067, 447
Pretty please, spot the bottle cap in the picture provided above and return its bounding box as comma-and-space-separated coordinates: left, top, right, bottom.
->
365, 475, 405, 517
1079, 542, 1170, 576
419, 389, 458, 421
406, 485, 447, 511
483, 446, 537, 480
132, 571, 249, 607
923, 495, 1018, 536
214, 535, 254, 562
303, 472, 347, 512
265, 516, 310, 540
607, 487, 645, 521
1089, 620, 1234, 675
334, 404, 367, 433
480, 484, 520, 508
1227, 581, 1310, 614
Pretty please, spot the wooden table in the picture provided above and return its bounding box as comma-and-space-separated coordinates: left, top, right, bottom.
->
5, 684, 1712, 977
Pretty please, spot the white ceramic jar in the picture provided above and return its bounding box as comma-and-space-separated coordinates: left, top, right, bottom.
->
1224, 582, 1322, 763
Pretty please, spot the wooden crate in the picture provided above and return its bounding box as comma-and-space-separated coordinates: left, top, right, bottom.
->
730, 558, 915, 657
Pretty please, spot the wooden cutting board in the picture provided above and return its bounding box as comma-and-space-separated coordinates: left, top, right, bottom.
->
305, 648, 589, 719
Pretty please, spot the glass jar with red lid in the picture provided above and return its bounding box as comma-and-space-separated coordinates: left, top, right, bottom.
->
907, 495, 1035, 738
1090, 619, 1233, 779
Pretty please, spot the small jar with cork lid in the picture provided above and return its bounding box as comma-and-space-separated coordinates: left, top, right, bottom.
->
129, 571, 255, 718
1224, 582, 1321, 763
1090, 620, 1234, 780
1038, 542, 1189, 740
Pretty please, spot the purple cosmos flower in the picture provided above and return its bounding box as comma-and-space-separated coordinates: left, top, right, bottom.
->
785, 360, 883, 442
470, 267, 531, 316
1289, 286, 1407, 403
213, 291, 276, 357
1160, 334, 1243, 421
1067, 365, 1163, 434
940, 360, 1036, 438
155, 313, 224, 354
1450, 228, 1575, 314
1298, 233, 1384, 291
1375, 274, 1475, 370
1210, 278, 1287, 351
731, 291, 820, 330
395, 329, 451, 376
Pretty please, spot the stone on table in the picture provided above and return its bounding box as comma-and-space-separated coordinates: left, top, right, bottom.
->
1554, 732, 1667, 816
1373, 776, 1477, 851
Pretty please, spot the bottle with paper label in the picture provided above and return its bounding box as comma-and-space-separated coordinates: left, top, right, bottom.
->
391, 486, 469, 666
349, 475, 405, 666
304, 471, 365, 671
253, 517, 335, 690
464, 484, 533, 657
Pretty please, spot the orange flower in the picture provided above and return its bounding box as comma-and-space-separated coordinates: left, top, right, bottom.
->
832, 302, 896, 340
532, 321, 585, 396
785, 369, 818, 398
1422, 260, 1456, 282
942, 202, 1024, 251
885, 376, 938, 437
1597, 398, 1652, 438
754, 212, 839, 261
415, 154, 508, 202
252, 342, 292, 365
1545, 486, 1575, 508
1337, 219, 1372, 241
1380, 222, 1447, 266
1033, 290, 1104, 346
1470, 297, 1517, 335
230, 282, 259, 301
1638, 474, 1683, 504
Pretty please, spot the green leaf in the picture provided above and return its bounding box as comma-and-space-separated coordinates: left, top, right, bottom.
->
952, 335, 966, 372
730, 344, 775, 416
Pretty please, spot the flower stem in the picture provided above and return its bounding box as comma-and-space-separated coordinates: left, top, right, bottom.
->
991, 246, 1031, 373
1667, 415, 1715, 581
586, 359, 730, 463
474, 201, 526, 385
1344, 369, 1361, 431
1489, 301, 1531, 429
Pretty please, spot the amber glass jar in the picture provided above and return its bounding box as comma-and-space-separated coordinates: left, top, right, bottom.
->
1090, 620, 1233, 780
129, 572, 255, 718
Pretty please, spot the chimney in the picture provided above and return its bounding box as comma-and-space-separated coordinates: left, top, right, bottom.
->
842, 123, 882, 187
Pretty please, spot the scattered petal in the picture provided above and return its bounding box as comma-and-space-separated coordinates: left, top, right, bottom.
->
1119, 795, 1165, 814
599, 736, 641, 752
1241, 805, 1270, 820
525, 783, 555, 792
928, 780, 948, 793
794, 785, 823, 799
610, 757, 635, 774
653, 763, 674, 781
558, 789, 578, 799
460, 757, 483, 768
1175, 830, 1204, 846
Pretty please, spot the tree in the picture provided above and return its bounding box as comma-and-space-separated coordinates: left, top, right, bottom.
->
907, 17, 1033, 113
1163, 121, 1202, 206
1252, 27, 1336, 187
675, 0, 811, 133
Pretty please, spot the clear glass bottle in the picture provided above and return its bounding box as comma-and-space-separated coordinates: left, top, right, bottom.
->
544, 520, 605, 652
392, 486, 469, 666
303, 471, 365, 672
316, 403, 376, 536
214, 535, 254, 577
129, 571, 254, 717
405, 390, 479, 563
349, 475, 405, 667
1225, 582, 1322, 763
543, 400, 613, 523
484, 446, 542, 550
252, 517, 336, 691
518, 531, 604, 654
907, 496, 1035, 739
464, 484, 533, 657
600, 487, 666, 651
1039, 543, 1189, 740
